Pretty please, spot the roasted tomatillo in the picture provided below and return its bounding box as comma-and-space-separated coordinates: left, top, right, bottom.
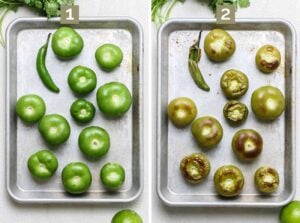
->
255, 166, 279, 193
100, 162, 125, 190
220, 69, 249, 99
232, 129, 263, 162
51, 27, 83, 59
256, 45, 281, 73
96, 82, 132, 117
167, 97, 197, 128
68, 66, 97, 95
27, 149, 58, 180
214, 165, 244, 197
61, 162, 92, 194
251, 86, 285, 121
38, 114, 71, 145
16, 94, 46, 123
191, 116, 223, 149
204, 29, 236, 62
223, 100, 248, 125
180, 153, 210, 184
78, 126, 110, 158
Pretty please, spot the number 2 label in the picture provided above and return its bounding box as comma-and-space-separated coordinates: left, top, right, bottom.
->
216, 5, 235, 24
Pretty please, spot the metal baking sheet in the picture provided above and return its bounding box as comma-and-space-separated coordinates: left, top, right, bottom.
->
157, 19, 296, 207
6, 17, 143, 203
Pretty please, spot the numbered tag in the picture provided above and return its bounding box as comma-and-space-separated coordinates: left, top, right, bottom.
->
60, 5, 79, 24
216, 5, 235, 24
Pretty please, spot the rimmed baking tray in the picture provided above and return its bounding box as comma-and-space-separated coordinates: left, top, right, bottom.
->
157, 19, 296, 207
6, 17, 143, 203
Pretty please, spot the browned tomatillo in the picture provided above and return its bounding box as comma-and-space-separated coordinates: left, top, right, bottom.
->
204, 29, 236, 62
251, 86, 285, 121
191, 116, 223, 149
255, 166, 279, 193
168, 97, 197, 128
220, 69, 249, 99
256, 45, 281, 73
223, 100, 248, 125
214, 165, 244, 197
232, 129, 263, 162
180, 153, 211, 183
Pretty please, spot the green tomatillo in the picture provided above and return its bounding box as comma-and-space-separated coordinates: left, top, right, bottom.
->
27, 149, 58, 180
78, 126, 110, 158
95, 43, 123, 71
96, 82, 132, 117
100, 162, 125, 190
70, 99, 95, 123
16, 94, 46, 123
61, 162, 92, 194
51, 27, 84, 59
38, 114, 71, 146
68, 66, 97, 95
280, 201, 300, 223
112, 209, 143, 223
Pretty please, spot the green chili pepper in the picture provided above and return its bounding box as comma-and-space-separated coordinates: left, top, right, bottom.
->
36, 33, 60, 93
188, 31, 210, 92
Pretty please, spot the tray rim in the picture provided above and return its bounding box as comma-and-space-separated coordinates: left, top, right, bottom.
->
5, 16, 144, 204
156, 18, 297, 207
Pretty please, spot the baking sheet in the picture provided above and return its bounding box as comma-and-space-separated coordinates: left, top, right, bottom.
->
157, 19, 296, 207
6, 17, 143, 203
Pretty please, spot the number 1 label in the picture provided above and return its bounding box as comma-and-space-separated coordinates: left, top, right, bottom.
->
216, 5, 235, 24
61, 5, 79, 24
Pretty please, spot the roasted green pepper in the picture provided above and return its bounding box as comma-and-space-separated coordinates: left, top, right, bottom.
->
36, 33, 60, 93
188, 31, 210, 91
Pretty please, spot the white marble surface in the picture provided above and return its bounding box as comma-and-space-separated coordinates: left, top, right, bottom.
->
0, 0, 150, 222
151, 0, 300, 222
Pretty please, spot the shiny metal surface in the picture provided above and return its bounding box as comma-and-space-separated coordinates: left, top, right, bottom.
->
157, 19, 296, 207
6, 17, 143, 203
